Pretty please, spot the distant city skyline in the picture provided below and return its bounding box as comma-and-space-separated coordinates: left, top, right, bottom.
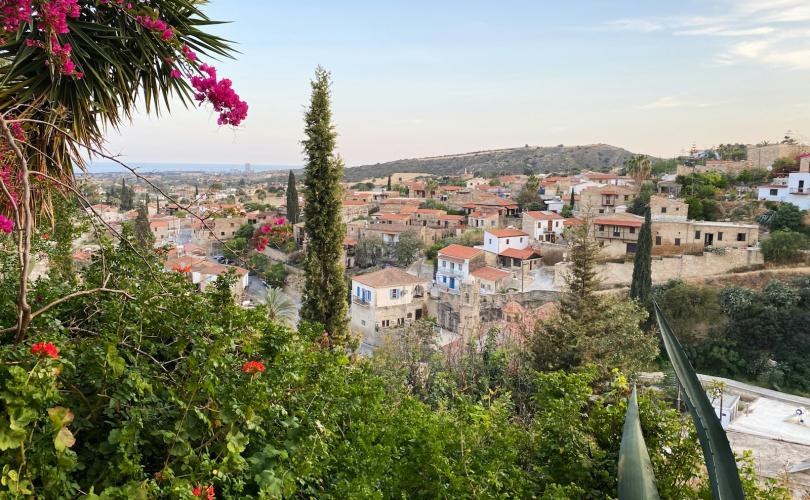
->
104, 0, 810, 167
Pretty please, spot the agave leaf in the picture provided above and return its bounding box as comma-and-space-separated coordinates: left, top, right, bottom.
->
653, 302, 744, 500
618, 386, 660, 500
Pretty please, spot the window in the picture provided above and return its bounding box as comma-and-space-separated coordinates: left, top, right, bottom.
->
520, 237, 524, 243
489, 238, 493, 245
770, 188, 778, 196
695, 231, 701, 240
629, 227, 636, 234
390, 289, 399, 299
717, 232, 723, 241
407, 312, 412, 318
506, 239, 510, 244
737, 233, 746, 242
624, 195, 630, 201
674, 238, 680, 246
361, 320, 366, 326
598, 209, 604, 214
442, 260, 446, 268
397, 318, 405, 326
220, 232, 225, 236
442, 276, 447, 284
356, 286, 361, 297
381, 320, 390, 327
661, 207, 667, 213
598, 225, 605, 231
450, 262, 455, 270
655, 236, 662, 245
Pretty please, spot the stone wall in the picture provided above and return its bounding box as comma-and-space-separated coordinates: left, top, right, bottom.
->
553, 247, 764, 288
479, 289, 560, 322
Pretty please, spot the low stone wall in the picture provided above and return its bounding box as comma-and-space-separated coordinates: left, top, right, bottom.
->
553, 247, 764, 288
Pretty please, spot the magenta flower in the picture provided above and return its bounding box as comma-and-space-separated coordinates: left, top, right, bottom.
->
170, 68, 182, 79
0, 214, 13, 234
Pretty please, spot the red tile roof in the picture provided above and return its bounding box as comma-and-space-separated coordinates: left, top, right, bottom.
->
499, 247, 540, 260
471, 266, 510, 281
439, 244, 482, 260
487, 228, 528, 238
352, 267, 426, 288
438, 215, 465, 221
414, 209, 446, 215
379, 213, 411, 221
594, 215, 643, 228
524, 210, 563, 220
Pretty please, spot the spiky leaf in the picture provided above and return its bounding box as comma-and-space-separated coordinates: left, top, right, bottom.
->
653, 302, 745, 500
618, 386, 659, 500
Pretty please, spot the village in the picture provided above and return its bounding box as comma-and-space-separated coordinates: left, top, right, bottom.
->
72, 141, 810, 358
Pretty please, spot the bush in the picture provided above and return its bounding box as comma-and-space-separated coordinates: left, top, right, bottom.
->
761, 230, 809, 264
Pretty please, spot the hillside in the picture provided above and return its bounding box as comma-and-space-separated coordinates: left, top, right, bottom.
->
344, 143, 645, 181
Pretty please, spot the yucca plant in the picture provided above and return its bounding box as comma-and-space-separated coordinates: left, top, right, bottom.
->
618, 386, 660, 500
653, 302, 744, 499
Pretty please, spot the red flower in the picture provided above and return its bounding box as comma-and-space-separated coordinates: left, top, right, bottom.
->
241, 360, 265, 375
31, 342, 59, 359
192, 484, 215, 499
42, 233, 49, 239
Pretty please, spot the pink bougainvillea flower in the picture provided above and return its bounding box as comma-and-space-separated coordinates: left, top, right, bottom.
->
192, 484, 215, 499
0, 215, 13, 234
274, 217, 285, 226
241, 360, 265, 375
190, 64, 248, 126
31, 341, 59, 359
259, 225, 271, 234
170, 68, 182, 78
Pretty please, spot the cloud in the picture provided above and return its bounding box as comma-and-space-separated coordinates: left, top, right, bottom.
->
605, 19, 663, 33
636, 95, 725, 110
605, 2, 810, 71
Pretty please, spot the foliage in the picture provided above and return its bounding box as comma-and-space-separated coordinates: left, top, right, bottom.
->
653, 281, 724, 344
627, 183, 653, 216
630, 207, 652, 311
263, 261, 289, 288
771, 156, 797, 175
618, 387, 659, 499
394, 230, 423, 267
286, 171, 299, 224
653, 304, 746, 499
300, 67, 349, 344
516, 174, 543, 210
132, 203, 154, 250
761, 230, 809, 264
354, 235, 386, 268
767, 203, 806, 233
650, 158, 678, 177
531, 224, 658, 377
715, 143, 747, 161
264, 286, 296, 325
626, 155, 652, 184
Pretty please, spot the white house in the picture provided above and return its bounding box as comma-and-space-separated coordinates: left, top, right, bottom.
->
483, 228, 529, 255
522, 211, 565, 243
757, 154, 810, 210
436, 244, 483, 292
350, 268, 429, 352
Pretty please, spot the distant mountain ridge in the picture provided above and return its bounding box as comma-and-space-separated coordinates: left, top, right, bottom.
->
343, 143, 648, 181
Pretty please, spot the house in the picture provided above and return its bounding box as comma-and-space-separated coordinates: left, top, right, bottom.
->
649, 195, 689, 221
757, 154, 810, 210
436, 244, 484, 292
437, 214, 466, 229
164, 255, 249, 299
483, 228, 529, 255
375, 213, 412, 225
468, 209, 500, 229
411, 208, 446, 227
593, 213, 644, 255
522, 211, 565, 243
341, 199, 371, 222
578, 185, 637, 214
350, 268, 429, 349
470, 266, 511, 294
580, 171, 629, 186
747, 143, 810, 169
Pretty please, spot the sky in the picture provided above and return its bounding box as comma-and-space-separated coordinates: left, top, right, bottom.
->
104, 0, 810, 167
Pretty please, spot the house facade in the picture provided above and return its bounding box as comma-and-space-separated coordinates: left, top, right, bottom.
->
436, 244, 484, 292
757, 155, 810, 210
522, 211, 565, 243
350, 268, 429, 347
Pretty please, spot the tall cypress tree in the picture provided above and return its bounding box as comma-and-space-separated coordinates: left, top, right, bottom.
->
387, 175, 392, 191
286, 170, 299, 224
569, 189, 575, 211
300, 67, 349, 343
630, 205, 652, 309
133, 203, 154, 249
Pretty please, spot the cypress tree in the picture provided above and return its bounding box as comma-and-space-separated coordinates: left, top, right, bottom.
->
300, 67, 349, 344
286, 171, 299, 224
133, 203, 154, 249
630, 205, 652, 309
194, 184, 199, 198
569, 189, 575, 211
387, 175, 392, 191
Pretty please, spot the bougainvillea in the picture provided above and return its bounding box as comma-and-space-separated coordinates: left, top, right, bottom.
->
0, 214, 12, 233
192, 484, 215, 499
0, 0, 248, 124
254, 220, 292, 251
31, 341, 59, 359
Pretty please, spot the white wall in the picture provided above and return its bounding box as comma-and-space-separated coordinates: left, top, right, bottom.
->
484, 232, 528, 254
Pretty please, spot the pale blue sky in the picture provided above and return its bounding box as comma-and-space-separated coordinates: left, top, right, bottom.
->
105, 0, 810, 166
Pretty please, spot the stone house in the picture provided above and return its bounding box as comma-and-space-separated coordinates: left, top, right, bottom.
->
350, 268, 429, 351
578, 185, 637, 214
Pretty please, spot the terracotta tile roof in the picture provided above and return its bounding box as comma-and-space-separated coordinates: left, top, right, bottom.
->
564, 217, 584, 226
343, 237, 357, 246
594, 214, 643, 228
471, 266, 510, 281
343, 200, 369, 206
584, 172, 618, 179
438, 214, 465, 221
378, 213, 411, 221
486, 228, 528, 238
524, 210, 563, 220
439, 244, 483, 260
352, 267, 427, 288
499, 247, 540, 259
414, 209, 446, 215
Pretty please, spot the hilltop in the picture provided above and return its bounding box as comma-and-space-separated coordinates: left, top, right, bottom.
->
343, 143, 646, 181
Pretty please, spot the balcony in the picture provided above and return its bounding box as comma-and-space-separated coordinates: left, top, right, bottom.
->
352, 296, 371, 307
789, 188, 809, 195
